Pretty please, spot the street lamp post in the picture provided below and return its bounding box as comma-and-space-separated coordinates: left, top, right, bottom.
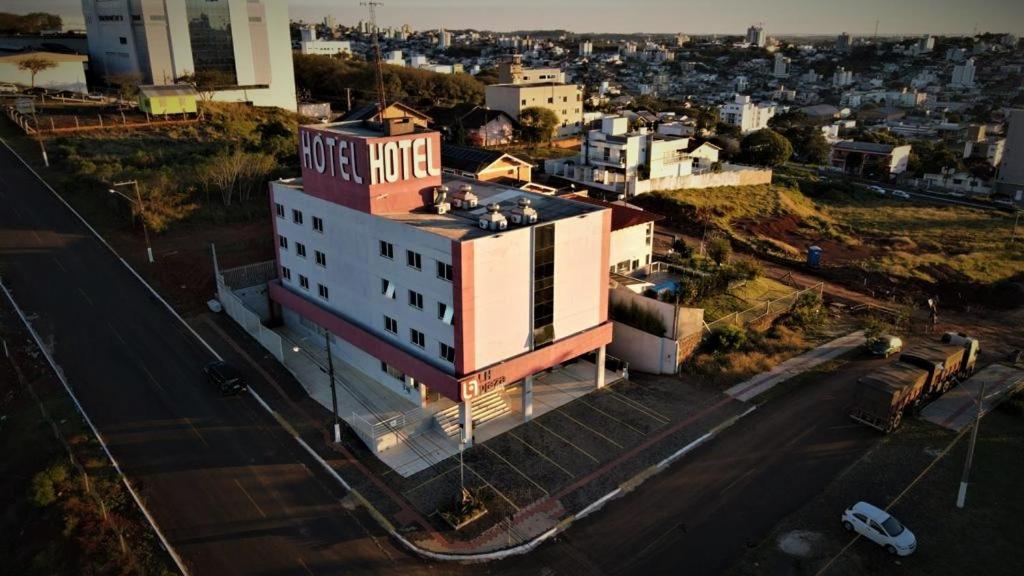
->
109, 180, 154, 263
324, 330, 341, 443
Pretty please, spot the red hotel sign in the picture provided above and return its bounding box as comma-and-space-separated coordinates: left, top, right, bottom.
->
298, 126, 442, 214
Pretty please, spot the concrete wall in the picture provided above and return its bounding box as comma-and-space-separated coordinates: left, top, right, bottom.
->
607, 322, 678, 374
609, 286, 703, 339
609, 223, 652, 272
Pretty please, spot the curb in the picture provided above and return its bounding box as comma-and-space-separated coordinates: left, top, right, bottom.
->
0, 134, 761, 563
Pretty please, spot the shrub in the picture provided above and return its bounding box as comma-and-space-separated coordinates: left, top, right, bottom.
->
706, 324, 748, 352
30, 462, 70, 507
730, 259, 763, 281
610, 300, 667, 337
707, 237, 732, 265
783, 291, 824, 329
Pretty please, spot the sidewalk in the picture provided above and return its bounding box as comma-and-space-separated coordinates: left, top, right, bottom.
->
194, 311, 753, 555
725, 331, 866, 402
921, 362, 1024, 432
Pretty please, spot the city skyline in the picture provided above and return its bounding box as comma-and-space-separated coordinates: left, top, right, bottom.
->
7, 0, 1024, 36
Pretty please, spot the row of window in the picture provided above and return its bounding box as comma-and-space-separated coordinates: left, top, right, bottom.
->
380, 278, 455, 325
278, 235, 327, 267
382, 315, 456, 364
276, 203, 324, 233
379, 240, 453, 281
281, 266, 329, 301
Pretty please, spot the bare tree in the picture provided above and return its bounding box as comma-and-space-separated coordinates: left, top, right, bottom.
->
17, 56, 56, 88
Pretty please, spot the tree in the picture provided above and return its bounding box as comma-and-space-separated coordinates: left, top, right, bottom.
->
519, 107, 560, 144
177, 70, 235, 102
707, 237, 732, 265
740, 129, 794, 167
17, 56, 56, 88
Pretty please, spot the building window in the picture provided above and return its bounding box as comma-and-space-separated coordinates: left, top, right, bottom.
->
645, 223, 653, 246
547, 97, 554, 104
275, 202, 285, 218
299, 275, 309, 289
312, 216, 324, 232
119, 37, 127, 45
533, 224, 555, 347
438, 302, 454, 325
406, 250, 422, 270
317, 284, 329, 300
315, 250, 326, 267
521, 99, 527, 105
292, 209, 303, 224
379, 240, 394, 259
436, 261, 453, 281
295, 242, 307, 257
384, 315, 398, 334
439, 342, 456, 364
281, 266, 291, 280
410, 328, 425, 348
380, 361, 405, 381
381, 278, 396, 299
408, 290, 423, 310
279, 235, 288, 249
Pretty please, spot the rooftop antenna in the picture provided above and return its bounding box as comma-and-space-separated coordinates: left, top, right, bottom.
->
361, 1, 388, 118
873, 19, 879, 39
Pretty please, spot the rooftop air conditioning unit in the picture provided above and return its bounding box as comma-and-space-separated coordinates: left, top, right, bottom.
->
509, 197, 538, 225
451, 183, 479, 209
433, 185, 451, 214
478, 203, 508, 231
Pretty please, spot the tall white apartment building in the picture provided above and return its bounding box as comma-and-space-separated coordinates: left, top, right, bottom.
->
268, 118, 613, 445
950, 58, 977, 88
832, 66, 854, 87
80, 0, 296, 110
746, 25, 767, 48
579, 40, 593, 57
773, 53, 790, 78
720, 94, 776, 134
836, 32, 853, 52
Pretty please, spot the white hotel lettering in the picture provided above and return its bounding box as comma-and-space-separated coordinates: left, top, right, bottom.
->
302, 131, 439, 185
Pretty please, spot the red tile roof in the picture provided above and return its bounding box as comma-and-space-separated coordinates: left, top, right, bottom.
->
566, 194, 663, 231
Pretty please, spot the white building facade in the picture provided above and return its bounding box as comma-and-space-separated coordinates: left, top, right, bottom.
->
720, 94, 776, 134
80, 0, 296, 110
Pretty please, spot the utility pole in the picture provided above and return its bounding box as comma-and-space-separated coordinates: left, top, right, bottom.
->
109, 180, 153, 263
345, 87, 352, 112
1011, 209, 1021, 244
324, 330, 341, 443
956, 378, 987, 508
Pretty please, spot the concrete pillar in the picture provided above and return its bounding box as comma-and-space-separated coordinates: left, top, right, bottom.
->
459, 400, 473, 446
523, 375, 534, 421
595, 345, 607, 390
418, 381, 428, 408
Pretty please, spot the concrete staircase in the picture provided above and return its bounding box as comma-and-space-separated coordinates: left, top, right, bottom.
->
434, 392, 510, 437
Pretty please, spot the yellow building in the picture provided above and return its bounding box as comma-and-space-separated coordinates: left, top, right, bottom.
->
485, 82, 583, 138
137, 84, 198, 115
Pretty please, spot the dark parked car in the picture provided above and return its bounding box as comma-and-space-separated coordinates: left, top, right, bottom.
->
203, 361, 247, 395
23, 87, 48, 96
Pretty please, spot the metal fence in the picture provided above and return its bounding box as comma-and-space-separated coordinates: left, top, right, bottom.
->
703, 282, 824, 334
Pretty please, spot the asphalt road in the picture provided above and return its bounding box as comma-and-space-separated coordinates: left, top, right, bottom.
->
1, 137, 888, 576
0, 143, 435, 575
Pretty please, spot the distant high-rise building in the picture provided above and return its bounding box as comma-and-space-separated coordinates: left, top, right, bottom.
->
80, 0, 296, 110
579, 40, 593, 57
917, 34, 935, 54
950, 58, 977, 88
735, 75, 748, 92
836, 32, 853, 52
832, 67, 854, 87
773, 53, 790, 78
746, 25, 767, 48
438, 28, 452, 49
323, 14, 336, 29
675, 34, 690, 47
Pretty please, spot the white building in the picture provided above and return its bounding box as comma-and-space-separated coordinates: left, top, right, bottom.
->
950, 58, 976, 88
735, 75, 749, 92
299, 26, 352, 56
832, 66, 854, 87
720, 94, 776, 134
746, 25, 767, 48
579, 40, 593, 57
773, 53, 791, 78
80, 0, 296, 110
917, 34, 935, 54
437, 28, 452, 49
268, 118, 613, 447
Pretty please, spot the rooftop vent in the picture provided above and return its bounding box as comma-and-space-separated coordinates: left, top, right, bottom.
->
478, 203, 508, 231
451, 183, 479, 209
433, 185, 450, 215
508, 197, 538, 225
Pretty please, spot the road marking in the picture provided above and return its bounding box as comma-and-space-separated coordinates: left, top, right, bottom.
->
183, 416, 209, 448
402, 464, 460, 496
234, 478, 268, 519
718, 466, 757, 495
574, 397, 647, 436
480, 442, 549, 496
533, 419, 598, 463
465, 462, 520, 512
51, 256, 67, 273
507, 430, 575, 478
606, 389, 670, 424
556, 409, 623, 448
76, 287, 94, 307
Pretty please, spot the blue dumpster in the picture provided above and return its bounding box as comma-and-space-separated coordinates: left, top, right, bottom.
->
807, 245, 823, 268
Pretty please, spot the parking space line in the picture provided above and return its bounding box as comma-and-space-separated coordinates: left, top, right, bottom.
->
51, 256, 67, 273
234, 478, 268, 518
507, 431, 575, 479
573, 397, 647, 436
556, 410, 624, 449
533, 420, 599, 463
480, 443, 549, 496
606, 389, 671, 424
76, 287, 94, 307
401, 464, 459, 496
465, 462, 520, 512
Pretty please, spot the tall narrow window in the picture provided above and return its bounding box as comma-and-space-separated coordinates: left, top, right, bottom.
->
379, 240, 394, 259
312, 216, 324, 233
533, 224, 555, 347
292, 209, 303, 225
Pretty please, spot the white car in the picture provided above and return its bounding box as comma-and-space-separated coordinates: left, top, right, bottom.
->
842, 501, 917, 556
867, 185, 887, 195
890, 190, 911, 200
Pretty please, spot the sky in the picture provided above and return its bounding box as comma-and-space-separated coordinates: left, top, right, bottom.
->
7, 0, 1024, 36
